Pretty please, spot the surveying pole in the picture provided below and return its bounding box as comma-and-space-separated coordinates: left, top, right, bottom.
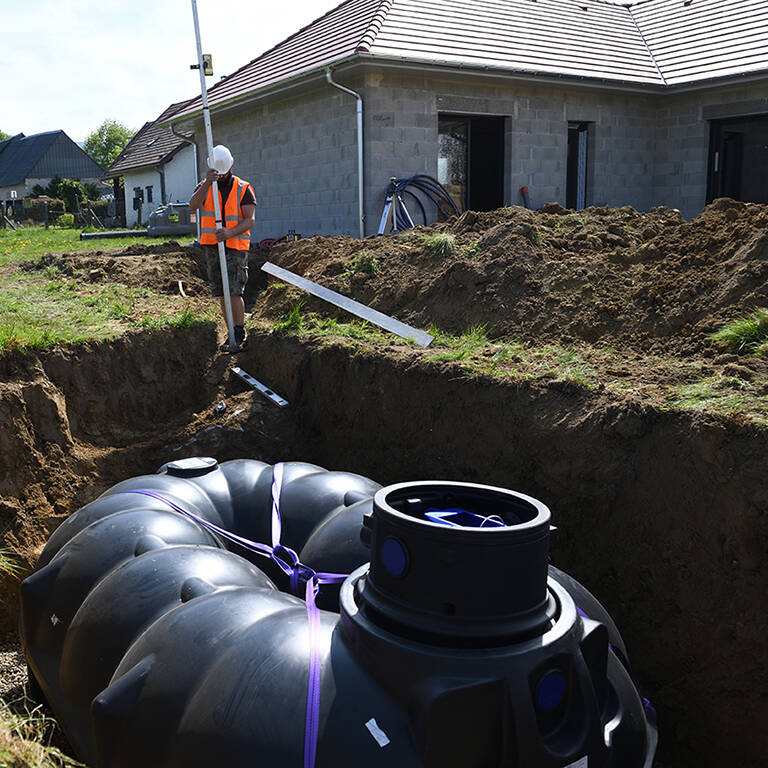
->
190, 0, 237, 352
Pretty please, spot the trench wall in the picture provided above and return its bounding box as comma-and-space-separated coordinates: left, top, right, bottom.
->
244, 332, 768, 768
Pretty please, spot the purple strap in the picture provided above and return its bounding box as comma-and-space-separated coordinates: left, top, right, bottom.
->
121, 463, 347, 768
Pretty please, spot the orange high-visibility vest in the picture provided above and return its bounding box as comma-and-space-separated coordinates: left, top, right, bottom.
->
199, 175, 253, 250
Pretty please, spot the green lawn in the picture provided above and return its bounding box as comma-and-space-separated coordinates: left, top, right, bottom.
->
0, 227, 213, 355
0, 226, 162, 266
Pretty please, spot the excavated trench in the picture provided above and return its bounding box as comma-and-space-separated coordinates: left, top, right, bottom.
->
4, 200, 768, 767
1, 325, 765, 768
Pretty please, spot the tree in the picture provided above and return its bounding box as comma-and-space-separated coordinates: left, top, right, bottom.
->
0, 129, 10, 141
83, 119, 135, 169
58, 179, 86, 212
83, 182, 100, 201
45, 175, 63, 199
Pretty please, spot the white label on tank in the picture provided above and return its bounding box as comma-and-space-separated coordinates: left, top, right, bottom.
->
565, 758, 587, 768
365, 718, 390, 748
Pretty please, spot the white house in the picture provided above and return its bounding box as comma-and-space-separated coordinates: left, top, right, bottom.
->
103, 102, 198, 227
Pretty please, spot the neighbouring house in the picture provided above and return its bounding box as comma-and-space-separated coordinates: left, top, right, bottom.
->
167, 0, 768, 241
103, 102, 197, 227
0, 130, 104, 209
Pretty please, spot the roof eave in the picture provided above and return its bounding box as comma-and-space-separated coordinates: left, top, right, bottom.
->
102, 158, 165, 181
354, 53, 667, 93
164, 53, 362, 127
163, 53, 768, 130
662, 68, 768, 94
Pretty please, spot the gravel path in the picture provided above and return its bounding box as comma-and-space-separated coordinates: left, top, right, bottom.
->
0, 640, 27, 702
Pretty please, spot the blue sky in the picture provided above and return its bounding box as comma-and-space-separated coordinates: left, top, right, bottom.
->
2, 0, 342, 142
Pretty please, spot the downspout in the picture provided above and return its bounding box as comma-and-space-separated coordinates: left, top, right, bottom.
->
156, 168, 166, 205
326, 69, 364, 239
170, 122, 201, 241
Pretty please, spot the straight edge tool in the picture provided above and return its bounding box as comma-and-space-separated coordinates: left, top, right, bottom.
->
261, 262, 433, 347
231, 367, 289, 408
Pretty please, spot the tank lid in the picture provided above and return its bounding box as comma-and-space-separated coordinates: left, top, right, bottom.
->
160, 457, 219, 478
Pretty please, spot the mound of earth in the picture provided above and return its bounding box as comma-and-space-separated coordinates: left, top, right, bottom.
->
261, 198, 768, 359
19, 241, 209, 297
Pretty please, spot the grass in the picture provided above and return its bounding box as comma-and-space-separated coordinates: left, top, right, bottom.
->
461, 240, 480, 259
0, 548, 22, 578
341, 251, 380, 279
0, 224, 211, 354
274, 301, 306, 333
271, 305, 393, 345
421, 232, 456, 258
710, 308, 768, 356
0, 273, 211, 355
263, 309, 766, 421
137, 307, 214, 330
0, 226, 161, 266
664, 376, 752, 413
0, 698, 84, 768
427, 325, 490, 362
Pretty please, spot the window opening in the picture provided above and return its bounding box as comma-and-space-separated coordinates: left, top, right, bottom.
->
146, 185, 153, 204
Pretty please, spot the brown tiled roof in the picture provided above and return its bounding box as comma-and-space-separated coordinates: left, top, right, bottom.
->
629, 0, 768, 86
367, 0, 661, 83
103, 101, 195, 179
171, 0, 383, 120
169, 0, 768, 122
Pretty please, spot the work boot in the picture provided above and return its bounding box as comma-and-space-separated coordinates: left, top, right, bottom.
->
220, 325, 247, 353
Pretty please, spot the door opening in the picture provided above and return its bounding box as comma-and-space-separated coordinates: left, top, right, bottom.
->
438, 115, 505, 213
708, 115, 768, 204
566, 122, 589, 210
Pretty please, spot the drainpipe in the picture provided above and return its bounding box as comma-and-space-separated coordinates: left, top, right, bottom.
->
156, 168, 166, 205
170, 122, 201, 241
326, 68, 364, 239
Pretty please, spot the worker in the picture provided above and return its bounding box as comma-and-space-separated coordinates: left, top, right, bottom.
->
189, 145, 256, 352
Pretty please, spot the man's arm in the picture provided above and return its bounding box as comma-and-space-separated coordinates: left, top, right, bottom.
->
215, 204, 255, 241
189, 168, 218, 211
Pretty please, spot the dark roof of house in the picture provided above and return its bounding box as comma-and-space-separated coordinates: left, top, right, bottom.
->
0, 131, 62, 186
102, 102, 194, 179
170, 0, 768, 121
629, 0, 768, 85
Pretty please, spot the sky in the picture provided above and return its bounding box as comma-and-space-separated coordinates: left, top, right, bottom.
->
1, 0, 343, 143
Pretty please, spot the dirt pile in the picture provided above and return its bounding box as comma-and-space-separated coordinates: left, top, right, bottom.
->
19, 241, 209, 297
262, 198, 768, 357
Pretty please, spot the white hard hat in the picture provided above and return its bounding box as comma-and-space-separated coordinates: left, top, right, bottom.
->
208, 145, 233, 174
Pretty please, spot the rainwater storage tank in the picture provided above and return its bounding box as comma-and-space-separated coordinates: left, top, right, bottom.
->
21, 458, 657, 767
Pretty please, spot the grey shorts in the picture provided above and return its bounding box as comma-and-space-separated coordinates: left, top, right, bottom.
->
204, 246, 248, 297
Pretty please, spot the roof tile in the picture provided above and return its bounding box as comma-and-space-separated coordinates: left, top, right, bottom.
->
169, 0, 768, 122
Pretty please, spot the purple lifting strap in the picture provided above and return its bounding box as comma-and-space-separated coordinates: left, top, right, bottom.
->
122, 462, 347, 768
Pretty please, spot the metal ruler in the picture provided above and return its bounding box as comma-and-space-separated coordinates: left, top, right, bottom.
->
231, 367, 289, 408
262, 262, 433, 347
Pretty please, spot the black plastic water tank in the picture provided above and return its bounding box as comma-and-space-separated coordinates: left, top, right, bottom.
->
21, 458, 656, 767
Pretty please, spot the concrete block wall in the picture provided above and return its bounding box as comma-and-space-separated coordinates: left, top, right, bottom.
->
186, 67, 768, 240
653, 82, 768, 219
362, 71, 658, 225
192, 80, 362, 242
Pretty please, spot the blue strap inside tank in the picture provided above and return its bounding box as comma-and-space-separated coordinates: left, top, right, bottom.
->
424, 507, 506, 528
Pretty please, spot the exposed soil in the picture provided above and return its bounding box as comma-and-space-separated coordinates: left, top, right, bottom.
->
263, 197, 768, 358
1, 199, 767, 768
